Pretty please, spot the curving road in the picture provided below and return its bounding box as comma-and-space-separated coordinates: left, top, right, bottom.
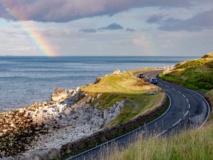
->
67, 70, 210, 160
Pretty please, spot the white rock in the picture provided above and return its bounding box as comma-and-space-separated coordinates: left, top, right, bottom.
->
113, 69, 121, 74
76, 87, 81, 92
103, 110, 108, 119
84, 104, 90, 109
64, 107, 72, 115
51, 88, 68, 102
86, 97, 91, 103
94, 103, 99, 108
58, 104, 65, 113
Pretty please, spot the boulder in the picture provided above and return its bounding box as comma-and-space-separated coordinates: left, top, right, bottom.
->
51, 88, 68, 102
103, 110, 108, 119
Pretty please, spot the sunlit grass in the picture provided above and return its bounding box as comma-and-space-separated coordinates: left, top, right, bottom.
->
81, 71, 156, 94
102, 121, 213, 160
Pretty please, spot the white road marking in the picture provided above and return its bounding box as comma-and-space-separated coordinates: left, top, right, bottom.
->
172, 119, 182, 127
177, 91, 181, 94
186, 98, 189, 103
184, 111, 189, 117
188, 104, 191, 109
155, 130, 168, 137
172, 88, 176, 91
182, 94, 186, 98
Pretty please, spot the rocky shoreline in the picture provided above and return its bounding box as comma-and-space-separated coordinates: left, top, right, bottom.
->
0, 85, 125, 159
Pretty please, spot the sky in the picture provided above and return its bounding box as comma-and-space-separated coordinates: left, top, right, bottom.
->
0, 0, 213, 56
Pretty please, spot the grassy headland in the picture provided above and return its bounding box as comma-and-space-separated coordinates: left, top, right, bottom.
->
81, 70, 165, 127
106, 53, 213, 160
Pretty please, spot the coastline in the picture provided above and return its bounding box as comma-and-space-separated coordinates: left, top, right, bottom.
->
0, 68, 167, 159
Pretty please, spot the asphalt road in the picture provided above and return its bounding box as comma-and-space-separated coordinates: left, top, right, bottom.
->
67, 70, 210, 160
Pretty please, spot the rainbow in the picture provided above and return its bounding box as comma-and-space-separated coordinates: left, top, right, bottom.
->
1, 2, 58, 57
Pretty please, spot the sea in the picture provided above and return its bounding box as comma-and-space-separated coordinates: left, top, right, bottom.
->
0, 56, 196, 112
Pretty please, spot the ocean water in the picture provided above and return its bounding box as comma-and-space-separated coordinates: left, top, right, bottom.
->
0, 56, 196, 111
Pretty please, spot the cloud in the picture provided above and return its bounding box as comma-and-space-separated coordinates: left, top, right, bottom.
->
80, 24, 136, 33
158, 9, 213, 31
0, 0, 209, 22
99, 23, 123, 30
80, 28, 97, 33
42, 29, 72, 37
146, 15, 164, 24
126, 28, 136, 32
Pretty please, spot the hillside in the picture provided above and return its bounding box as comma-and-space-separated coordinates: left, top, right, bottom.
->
160, 53, 213, 92
106, 53, 213, 160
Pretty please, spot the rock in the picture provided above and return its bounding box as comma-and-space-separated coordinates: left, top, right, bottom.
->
115, 107, 120, 114
1, 157, 14, 160
94, 103, 99, 108
94, 78, 100, 84
146, 91, 158, 95
42, 102, 48, 106
84, 104, 90, 109
68, 89, 74, 94
22, 148, 61, 160
64, 107, 72, 115
113, 69, 121, 74
97, 94, 102, 99
86, 97, 92, 103
76, 87, 81, 92
51, 88, 68, 102
103, 110, 108, 119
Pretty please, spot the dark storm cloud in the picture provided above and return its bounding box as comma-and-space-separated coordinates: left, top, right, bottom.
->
159, 9, 213, 31
0, 0, 207, 22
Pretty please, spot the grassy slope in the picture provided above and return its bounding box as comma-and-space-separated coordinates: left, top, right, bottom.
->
81, 70, 165, 127
160, 53, 213, 92
106, 53, 213, 160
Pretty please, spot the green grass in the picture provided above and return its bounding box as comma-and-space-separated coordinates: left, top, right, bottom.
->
160, 54, 213, 92
107, 93, 165, 127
